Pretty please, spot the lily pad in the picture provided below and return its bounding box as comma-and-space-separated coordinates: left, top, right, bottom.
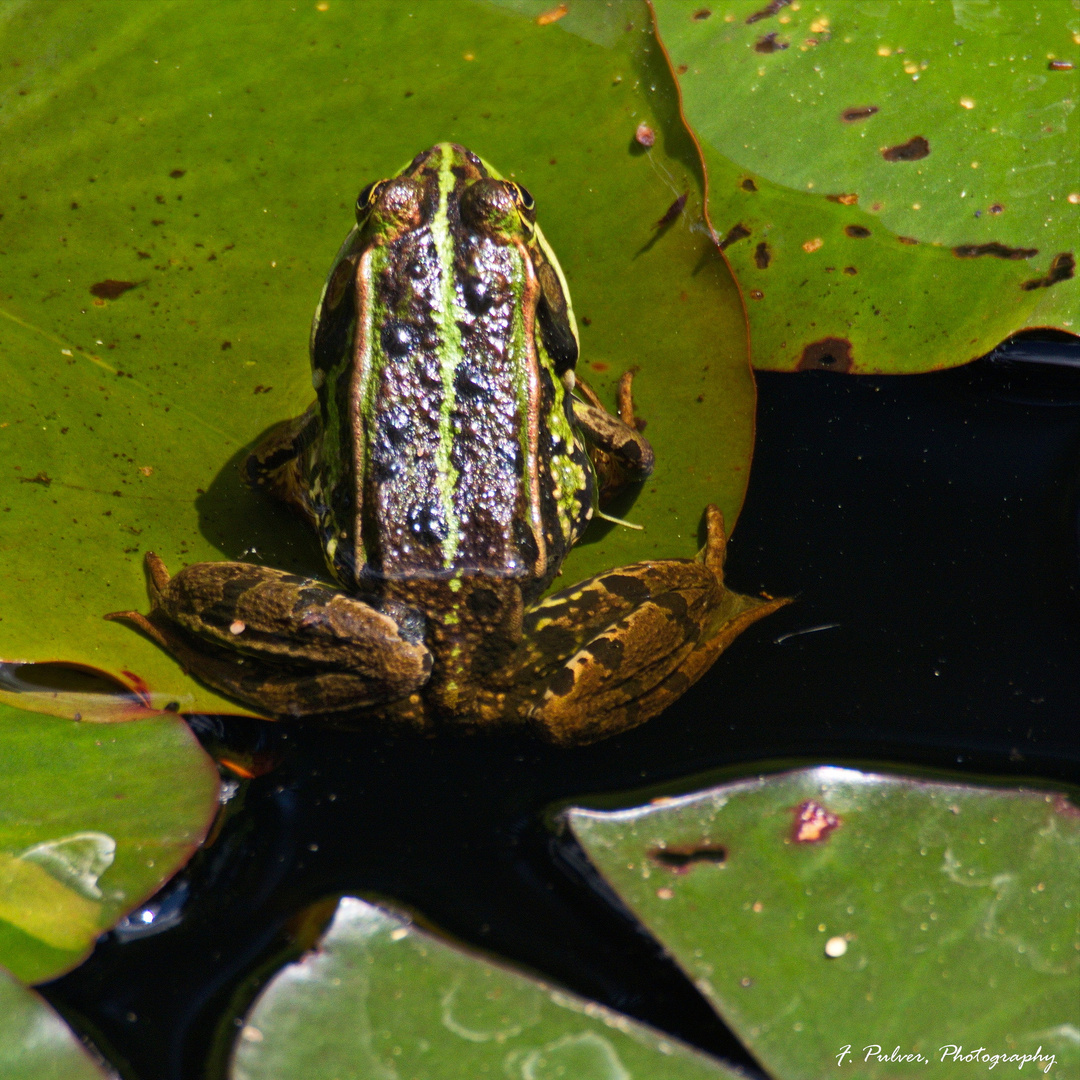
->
230, 895, 742, 1080
652, 0, 1079, 371
0, 700, 219, 983
0, 0, 755, 716
0, 965, 111, 1079
569, 767, 1080, 1079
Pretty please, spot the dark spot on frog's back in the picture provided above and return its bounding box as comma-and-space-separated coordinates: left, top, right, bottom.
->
407, 505, 447, 546
380, 320, 416, 357
881, 136, 929, 162
798, 336, 854, 373
462, 276, 494, 316
466, 587, 500, 619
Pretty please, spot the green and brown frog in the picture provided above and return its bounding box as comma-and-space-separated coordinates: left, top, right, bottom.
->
111, 144, 785, 745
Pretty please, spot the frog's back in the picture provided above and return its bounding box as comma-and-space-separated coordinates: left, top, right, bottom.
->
309, 143, 592, 595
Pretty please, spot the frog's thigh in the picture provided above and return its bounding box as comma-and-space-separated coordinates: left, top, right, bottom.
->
125, 556, 432, 716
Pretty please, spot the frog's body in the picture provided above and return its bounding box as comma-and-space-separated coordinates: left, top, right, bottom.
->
112, 145, 784, 744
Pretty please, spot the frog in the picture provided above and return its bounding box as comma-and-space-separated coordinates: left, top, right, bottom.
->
109, 144, 786, 745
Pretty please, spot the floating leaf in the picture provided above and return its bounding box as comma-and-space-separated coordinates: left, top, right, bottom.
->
653, 0, 1079, 371
0, 701, 219, 983
231, 896, 742, 1079
569, 767, 1080, 1079
0, 0, 755, 716
0, 965, 111, 1079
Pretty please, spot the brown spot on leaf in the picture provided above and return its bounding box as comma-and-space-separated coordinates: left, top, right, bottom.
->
169, 169, 186, 179
90, 280, 137, 299
953, 242, 1038, 260
18, 471, 52, 486
793, 800, 840, 842
691, 7, 711, 19
746, 0, 790, 23
741, 177, 758, 192
719, 222, 751, 250
897, 236, 919, 245
755, 32, 788, 52
749, 289, 764, 299
988, 203, 1004, 214
221, 340, 232, 350
1020, 252, 1075, 291
843, 266, 857, 275
650, 843, 727, 872
826, 193, 859, 205
1048, 59, 1074, 70
654, 193, 687, 229
844, 225, 871, 238
754, 242, 771, 268
881, 136, 930, 162
676, 63, 688, 74
798, 336, 853, 372
841, 105, 879, 122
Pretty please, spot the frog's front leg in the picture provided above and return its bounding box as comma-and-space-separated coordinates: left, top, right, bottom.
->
107, 555, 432, 722
572, 371, 654, 501
495, 507, 788, 745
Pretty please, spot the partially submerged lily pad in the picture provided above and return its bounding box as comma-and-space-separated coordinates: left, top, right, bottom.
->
231, 896, 742, 1080
0, 965, 111, 1079
652, 0, 1079, 371
569, 767, 1080, 1079
0, 701, 219, 983
0, 0, 754, 717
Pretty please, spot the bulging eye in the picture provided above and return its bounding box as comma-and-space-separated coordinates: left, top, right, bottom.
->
355, 180, 387, 222
508, 182, 535, 215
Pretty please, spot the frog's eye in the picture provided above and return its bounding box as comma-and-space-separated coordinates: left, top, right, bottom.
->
355, 180, 387, 222
510, 183, 535, 212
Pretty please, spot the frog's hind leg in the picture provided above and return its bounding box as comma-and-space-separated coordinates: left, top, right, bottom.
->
508, 507, 789, 745
242, 402, 321, 530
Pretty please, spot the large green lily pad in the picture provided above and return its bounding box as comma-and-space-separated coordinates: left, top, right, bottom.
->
0, 700, 219, 983
231, 895, 742, 1080
569, 767, 1080, 1079
0, 965, 110, 1080
653, 0, 1079, 371
0, 0, 754, 716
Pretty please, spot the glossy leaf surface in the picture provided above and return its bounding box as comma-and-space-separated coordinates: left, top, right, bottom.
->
0, 701, 219, 983
570, 767, 1080, 1079
0, 0, 753, 716
0, 965, 110, 1079
231, 896, 741, 1080
653, 0, 1079, 371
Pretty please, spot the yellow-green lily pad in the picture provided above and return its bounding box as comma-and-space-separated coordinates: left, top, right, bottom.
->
653, 0, 1079, 372
230, 895, 743, 1080
569, 767, 1080, 1079
0, 701, 219, 983
0, 965, 110, 1079
0, 0, 754, 716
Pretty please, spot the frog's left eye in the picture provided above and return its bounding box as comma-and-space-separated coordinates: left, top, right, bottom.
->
356, 180, 387, 221
511, 183, 534, 211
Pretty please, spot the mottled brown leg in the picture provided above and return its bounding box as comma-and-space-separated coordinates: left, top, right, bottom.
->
507, 507, 789, 745
242, 403, 321, 531
572, 372, 654, 500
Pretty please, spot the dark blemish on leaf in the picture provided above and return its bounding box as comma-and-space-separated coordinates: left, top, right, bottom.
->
754, 242, 771, 268
581, 317, 592, 327
169, 169, 185, 179
1020, 252, 1075, 291
841, 105, 878, 122
755, 32, 788, 52
988, 203, 1004, 214
691, 7, 711, 20
798, 336, 854, 373
826, 193, 859, 205
221, 340, 232, 350
90, 280, 138, 299
252, 385, 273, 394
844, 225, 871, 238
897, 236, 919, 245
741, 177, 758, 192
404, 90, 413, 97
749, 289, 764, 299
746, 0, 790, 24
151, 219, 164, 226
881, 136, 930, 162
953, 242, 1037, 260
843, 266, 857, 275
650, 843, 727, 872
676, 64, 688, 75
793, 800, 840, 842
136, 251, 150, 259
19, 471, 52, 486
70, 202, 79, 210
1048, 59, 1074, 70
719, 222, 751, 250
654, 193, 687, 229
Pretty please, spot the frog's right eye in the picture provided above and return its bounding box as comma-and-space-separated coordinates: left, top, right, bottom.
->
356, 180, 387, 221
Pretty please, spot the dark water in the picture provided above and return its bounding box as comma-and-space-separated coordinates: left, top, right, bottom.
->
42, 339, 1080, 1080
